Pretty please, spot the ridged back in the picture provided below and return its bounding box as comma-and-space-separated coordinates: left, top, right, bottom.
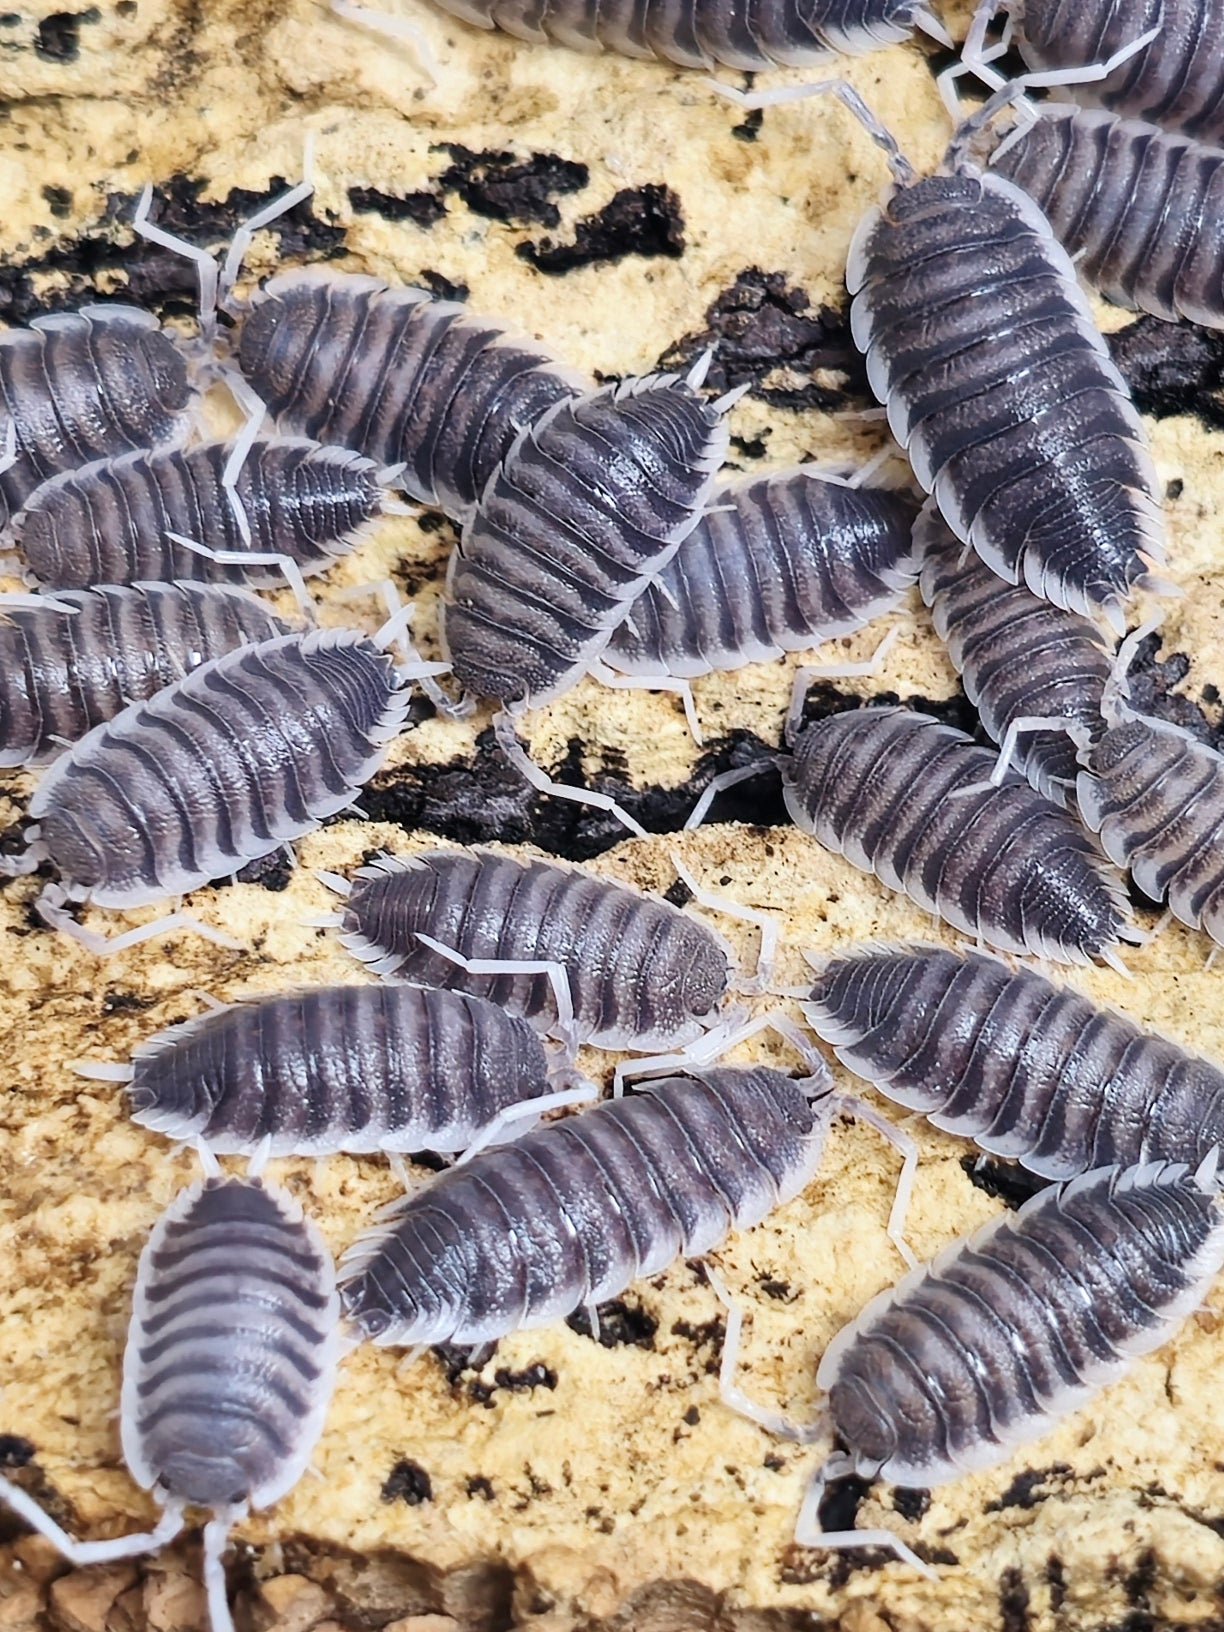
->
339, 849, 731, 1049
128, 983, 551, 1156
915, 502, 1110, 804
606, 469, 918, 678
0, 583, 287, 768
0, 309, 193, 526
851, 167, 1162, 627
818, 1160, 1224, 1487
341, 1066, 823, 1345
1078, 714, 1224, 941
806, 944, 1224, 1177
785, 705, 1130, 963
237, 272, 579, 519
1016, 0, 1224, 144
30, 629, 407, 907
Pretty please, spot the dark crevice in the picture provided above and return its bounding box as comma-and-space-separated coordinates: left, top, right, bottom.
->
34, 5, 99, 60
433, 144, 589, 228
381, 1458, 433, 1505
960, 1153, 1050, 1211
518, 184, 684, 274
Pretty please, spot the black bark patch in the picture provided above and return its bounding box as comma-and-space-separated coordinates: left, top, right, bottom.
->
1000, 1566, 1032, 1632
467, 1474, 495, 1500
434, 145, 589, 229
381, 1458, 433, 1505
493, 1361, 558, 1392
986, 1463, 1074, 1511
960, 1153, 1050, 1211
892, 1485, 930, 1520
100, 989, 157, 1015
42, 184, 73, 219
228, 848, 295, 892
347, 184, 446, 229
732, 108, 764, 142
34, 5, 98, 60
658, 268, 867, 409
565, 1298, 658, 1349
1109, 317, 1224, 431
0, 1435, 34, 1468
518, 184, 684, 274
789, 678, 981, 741
663, 877, 693, 908
1121, 632, 1223, 752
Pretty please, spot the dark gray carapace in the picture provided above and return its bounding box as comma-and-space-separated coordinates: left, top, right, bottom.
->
342, 1063, 830, 1347
0, 306, 193, 527
806, 944, 1224, 1178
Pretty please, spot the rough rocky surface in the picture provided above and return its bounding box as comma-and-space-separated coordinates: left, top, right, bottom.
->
3, 1, 1224, 1629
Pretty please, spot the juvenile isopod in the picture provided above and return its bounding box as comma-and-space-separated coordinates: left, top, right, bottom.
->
0, 1175, 341, 1632
805, 943, 1224, 1176
915, 502, 1111, 804
341, 1063, 833, 1346
7, 438, 389, 595
604, 464, 919, 687
236, 269, 585, 522
0, 582, 289, 768
80, 983, 571, 1159
0, 305, 194, 525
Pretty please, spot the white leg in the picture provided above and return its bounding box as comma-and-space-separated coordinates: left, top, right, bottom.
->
219, 382, 270, 547
669, 852, 777, 991
131, 184, 221, 345
219, 138, 317, 317
330, 0, 440, 83
588, 659, 703, 746
0, 1477, 183, 1566
454, 1081, 599, 1166
387, 1151, 415, 1191
245, 1133, 274, 1180
705, 1266, 825, 1443
947, 714, 1080, 800
704, 78, 916, 185
831, 1094, 918, 1268
795, 1453, 937, 1577
36, 887, 242, 956
1105, 613, 1165, 720
201, 1512, 238, 1632
0, 417, 18, 477
684, 760, 775, 831
362, 583, 458, 708
493, 711, 647, 841
165, 531, 316, 620
1009, 23, 1160, 88
414, 930, 578, 1055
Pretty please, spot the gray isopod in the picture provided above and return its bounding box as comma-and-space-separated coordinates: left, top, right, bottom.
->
83, 983, 560, 1158
410, 0, 947, 69
805, 944, 1224, 1177
331, 848, 740, 1052
0, 1175, 340, 1632
341, 1062, 830, 1346
4, 626, 421, 952
236, 269, 584, 522
0, 305, 194, 526
0, 582, 289, 768
604, 465, 920, 681
782, 705, 1133, 965
915, 502, 1111, 804
6, 438, 388, 592
442, 365, 732, 708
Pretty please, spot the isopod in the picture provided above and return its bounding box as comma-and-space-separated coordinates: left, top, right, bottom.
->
0, 305, 194, 525
0, 1175, 340, 1632
236, 269, 585, 521
342, 1063, 832, 1346
604, 465, 919, 682
805, 943, 1224, 1176
782, 705, 1132, 966
7, 438, 388, 593
915, 501, 1111, 804
81, 983, 568, 1159
0, 582, 289, 768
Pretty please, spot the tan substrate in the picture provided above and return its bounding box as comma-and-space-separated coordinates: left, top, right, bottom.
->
3, 1, 1224, 1628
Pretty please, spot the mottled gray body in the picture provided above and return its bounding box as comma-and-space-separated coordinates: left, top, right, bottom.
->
420, 0, 929, 67
1013, 0, 1224, 144
444, 372, 729, 706
990, 105, 1224, 329
915, 504, 1110, 804
1077, 714, 1224, 946
236, 270, 581, 520
0, 306, 193, 526
849, 166, 1163, 628
121, 1177, 339, 1510
0, 583, 287, 768
10, 439, 384, 590
126, 984, 552, 1157
342, 1064, 828, 1346
818, 1160, 1224, 1487
806, 945, 1224, 1177
337, 849, 732, 1051
605, 468, 918, 678
784, 706, 1130, 964
29, 629, 410, 908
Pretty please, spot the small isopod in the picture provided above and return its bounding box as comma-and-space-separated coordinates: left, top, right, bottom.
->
915, 501, 1111, 804
341, 1063, 831, 1347
0, 1175, 341, 1632
7, 438, 388, 593
0, 305, 194, 525
604, 465, 919, 682
81, 983, 564, 1158
782, 705, 1133, 966
236, 269, 585, 521
0, 582, 289, 767
805, 943, 1224, 1177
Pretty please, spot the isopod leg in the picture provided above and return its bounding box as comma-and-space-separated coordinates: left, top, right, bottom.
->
705, 1266, 825, 1443
684, 760, 775, 831
706, 78, 917, 186
202, 1511, 239, 1632
785, 626, 900, 747
455, 1081, 600, 1166
165, 530, 316, 621
36, 887, 243, 956
218, 136, 316, 317
493, 711, 648, 841
795, 1454, 937, 1578
0, 1476, 184, 1566
412, 929, 579, 1057
831, 1094, 918, 1268
330, 0, 440, 84
668, 851, 778, 991
587, 659, 703, 745
131, 184, 222, 350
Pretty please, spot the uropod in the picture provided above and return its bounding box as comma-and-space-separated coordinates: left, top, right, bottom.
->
0, 1175, 341, 1632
